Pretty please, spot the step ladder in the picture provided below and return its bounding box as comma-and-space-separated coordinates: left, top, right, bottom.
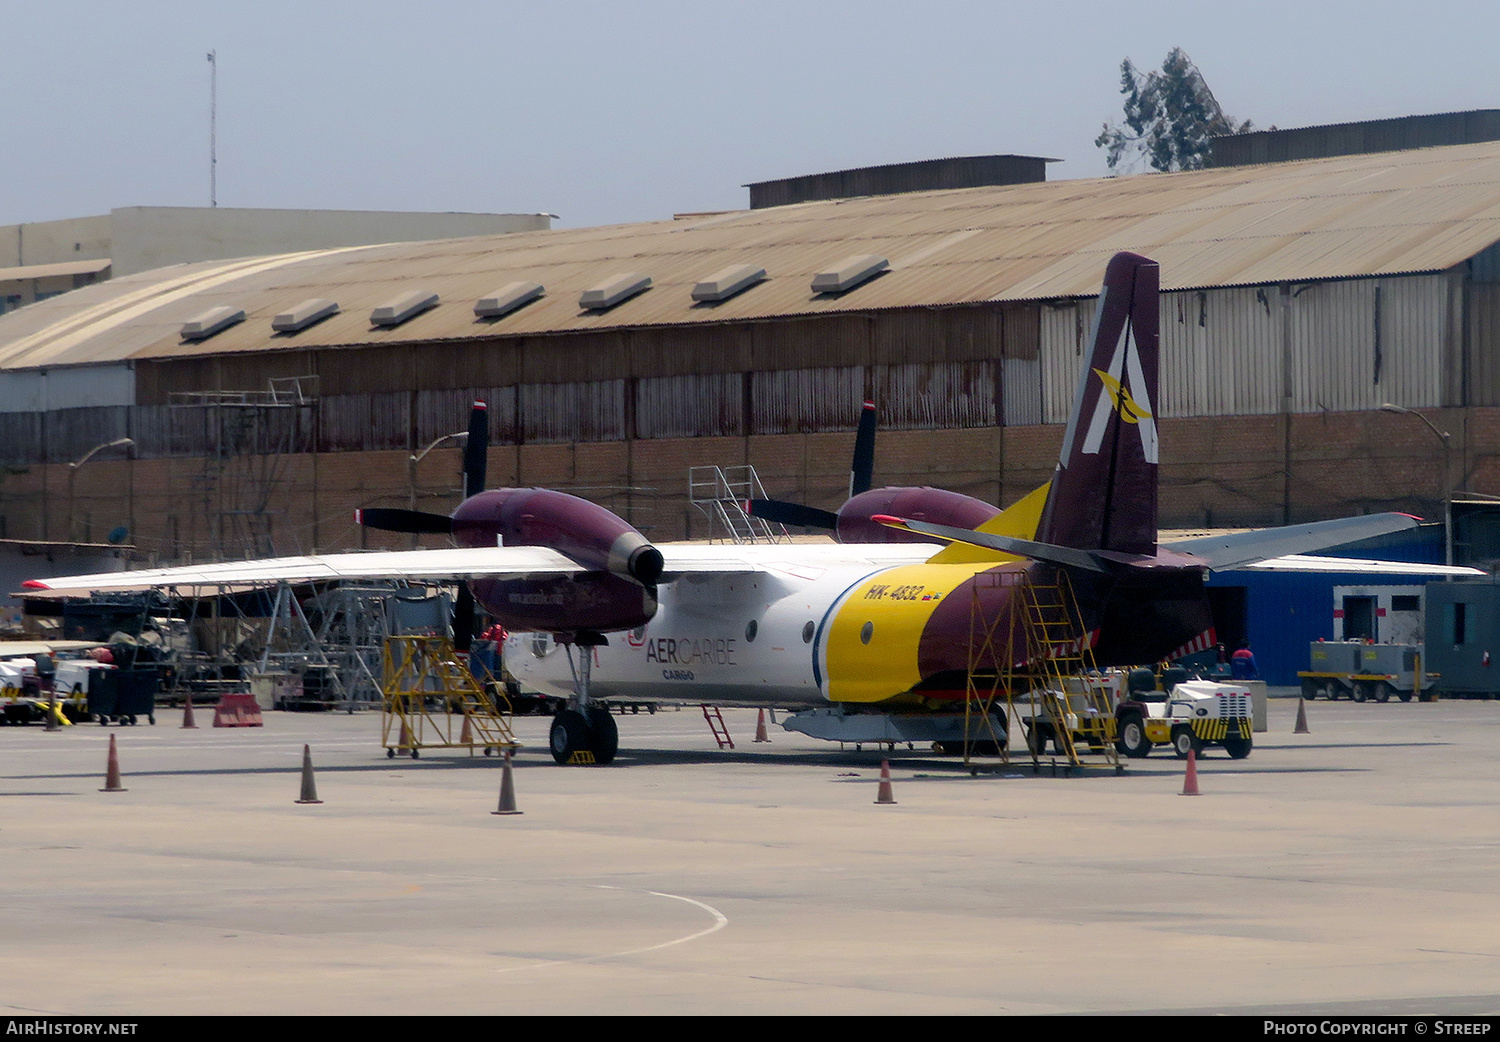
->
381, 635, 518, 758
688, 465, 788, 544
968, 568, 1119, 770
701, 705, 734, 749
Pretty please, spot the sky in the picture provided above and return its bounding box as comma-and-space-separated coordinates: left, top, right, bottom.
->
5, 0, 1499, 231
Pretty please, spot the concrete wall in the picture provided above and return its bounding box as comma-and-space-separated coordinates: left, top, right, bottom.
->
0, 216, 112, 268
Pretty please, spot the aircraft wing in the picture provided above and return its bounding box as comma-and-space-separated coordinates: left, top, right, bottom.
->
1162, 513, 1425, 570
21, 541, 936, 598
1232, 555, 1484, 576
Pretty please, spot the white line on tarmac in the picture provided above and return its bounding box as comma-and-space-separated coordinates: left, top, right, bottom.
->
493, 886, 728, 975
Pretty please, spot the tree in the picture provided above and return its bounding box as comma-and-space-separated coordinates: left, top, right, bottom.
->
1096, 48, 1253, 174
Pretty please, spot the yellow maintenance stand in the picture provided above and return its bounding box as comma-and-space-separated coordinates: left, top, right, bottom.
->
381, 635, 518, 759
966, 568, 1120, 771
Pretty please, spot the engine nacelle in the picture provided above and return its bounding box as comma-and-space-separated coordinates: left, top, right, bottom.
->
452, 488, 661, 633
836, 487, 1001, 545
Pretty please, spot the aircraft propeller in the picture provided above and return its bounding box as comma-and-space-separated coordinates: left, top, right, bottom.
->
747, 400, 877, 530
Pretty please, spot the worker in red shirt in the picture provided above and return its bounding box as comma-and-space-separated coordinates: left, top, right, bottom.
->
1230, 643, 1259, 680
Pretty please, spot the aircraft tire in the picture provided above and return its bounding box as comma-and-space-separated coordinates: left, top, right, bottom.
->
587, 705, 618, 765
1117, 714, 1151, 758
550, 710, 590, 765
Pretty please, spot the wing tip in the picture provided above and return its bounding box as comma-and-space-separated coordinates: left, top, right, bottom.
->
21, 579, 51, 590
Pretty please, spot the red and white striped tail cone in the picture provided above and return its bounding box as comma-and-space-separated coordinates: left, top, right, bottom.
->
100, 733, 127, 793
1294, 696, 1311, 734
1181, 746, 1201, 797
753, 709, 770, 743
874, 759, 897, 805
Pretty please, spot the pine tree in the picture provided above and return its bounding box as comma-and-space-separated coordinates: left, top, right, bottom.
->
1096, 48, 1253, 173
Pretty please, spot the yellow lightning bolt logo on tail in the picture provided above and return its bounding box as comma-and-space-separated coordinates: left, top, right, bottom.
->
1092, 368, 1152, 424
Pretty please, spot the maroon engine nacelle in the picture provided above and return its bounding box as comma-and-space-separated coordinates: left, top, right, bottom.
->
835, 487, 1002, 544
452, 488, 661, 633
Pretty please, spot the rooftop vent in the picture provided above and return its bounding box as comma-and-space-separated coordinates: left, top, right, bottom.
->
692, 264, 766, 303
181, 305, 245, 341
811, 255, 888, 295
272, 297, 339, 333
371, 290, 438, 327
475, 281, 545, 319
580, 272, 651, 311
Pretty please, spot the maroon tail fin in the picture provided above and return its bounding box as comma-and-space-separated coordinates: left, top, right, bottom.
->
1035, 252, 1160, 555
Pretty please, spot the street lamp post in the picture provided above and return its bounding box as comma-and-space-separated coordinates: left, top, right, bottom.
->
407, 431, 468, 548
67, 437, 135, 544
1380, 404, 1453, 567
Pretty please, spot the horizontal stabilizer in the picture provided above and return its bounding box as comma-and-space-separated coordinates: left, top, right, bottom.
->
354, 508, 452, 535
872, 515, 1107, 572
746, 499, 840, 530
1238, 555, 1484, 577
1164, 513, 1421, 570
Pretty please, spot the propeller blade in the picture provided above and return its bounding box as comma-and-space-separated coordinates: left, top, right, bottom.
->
354, 508, 452, 534
850, 400, 876, 497
453, 583, 476, 653
464, 401, 489, 497
747, 499, 839, 530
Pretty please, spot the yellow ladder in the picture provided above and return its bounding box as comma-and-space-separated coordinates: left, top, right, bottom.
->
381, 635, 519, 758
968, 569, 1119, 769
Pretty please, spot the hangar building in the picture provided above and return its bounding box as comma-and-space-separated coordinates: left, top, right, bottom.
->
4, 127, 1500, 573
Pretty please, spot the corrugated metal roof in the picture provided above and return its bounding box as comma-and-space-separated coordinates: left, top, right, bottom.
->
7, 140, 1500, 371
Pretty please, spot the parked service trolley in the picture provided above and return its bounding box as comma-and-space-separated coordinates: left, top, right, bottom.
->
1298, 641, 1430, 702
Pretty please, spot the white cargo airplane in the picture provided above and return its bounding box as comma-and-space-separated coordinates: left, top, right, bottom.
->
28, 253, 1472, 764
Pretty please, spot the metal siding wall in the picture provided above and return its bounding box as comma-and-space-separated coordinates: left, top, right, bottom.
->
521, 380, 626, 444
44, 407, 130, 464
317, 395, 373, 453
1290, 276, 1447, 413
415, 387, 519, 446
630, 326, 751, 377
0, 412, 40, 464
1468, 283, 1500, 405
636, 374, 743, 439
1039, 301, 1094, 424
877, 361, 996, 430
129, 405, 173, 460
1378, 275, 1447, 408
1160, 287, 1281, 417
752, 316, 870, 371
1002, 357, 1043, 425
750, 368, 865, 434
366, 391, 411, 451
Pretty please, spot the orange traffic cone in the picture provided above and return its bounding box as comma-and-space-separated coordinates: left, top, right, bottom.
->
399, 720, 413, 754
1180, 746, 1201, 796
753, 708, 770, 743
492, 748, 523, 816
459, 714, 474, 746
874, 759, 897, 805
100, 734, 127, 792
295, 744, 322, 804
1294, 696, 1310, 734
181, 696, 198, 729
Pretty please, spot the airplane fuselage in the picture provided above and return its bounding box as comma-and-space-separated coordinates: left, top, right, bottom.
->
502, 554, 1211, 710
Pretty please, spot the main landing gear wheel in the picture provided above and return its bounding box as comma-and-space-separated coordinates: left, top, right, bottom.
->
587, 706, 618, 765
550, 710, 591, 765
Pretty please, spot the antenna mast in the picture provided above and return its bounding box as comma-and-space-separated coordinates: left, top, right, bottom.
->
207, 50, 217, 207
